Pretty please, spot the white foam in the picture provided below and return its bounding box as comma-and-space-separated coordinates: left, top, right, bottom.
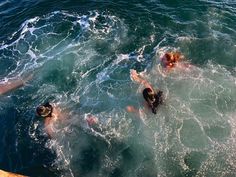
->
176, 36, 194, 41
26, 49, 37, 59
114, 54, 129, 64
0, 0, 9, 7
78, 15, 90, 30
4, 10, 236, 176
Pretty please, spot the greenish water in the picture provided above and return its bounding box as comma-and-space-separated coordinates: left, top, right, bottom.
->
0, 0, 236, 177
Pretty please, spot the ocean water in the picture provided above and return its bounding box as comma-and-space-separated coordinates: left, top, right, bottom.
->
0, 0, 236, 177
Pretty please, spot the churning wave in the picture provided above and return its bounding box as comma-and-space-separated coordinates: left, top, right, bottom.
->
1, 9, 236, 177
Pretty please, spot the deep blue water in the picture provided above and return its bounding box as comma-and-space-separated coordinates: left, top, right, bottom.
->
0, 0, 236, 177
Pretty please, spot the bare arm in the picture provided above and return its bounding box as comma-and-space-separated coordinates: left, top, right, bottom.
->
44, 117, 54, 138
0, 79, 25, 95
126, 106, 140, 114
130, 69, 154, 91
0, 74, 33, 95
126, 105, 147, 124
126, 105, 146, 117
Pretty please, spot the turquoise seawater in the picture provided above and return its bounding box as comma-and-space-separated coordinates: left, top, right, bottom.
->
0, 0, 236, 177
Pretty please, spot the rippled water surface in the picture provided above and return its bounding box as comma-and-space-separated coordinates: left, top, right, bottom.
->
0, 0, 236, 177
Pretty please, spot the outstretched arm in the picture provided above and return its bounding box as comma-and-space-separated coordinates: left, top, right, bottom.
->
130, 69, 154, 91
0, 79, 24, 95
0, 74, 33, 95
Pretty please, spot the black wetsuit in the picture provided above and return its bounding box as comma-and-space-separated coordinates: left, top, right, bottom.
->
143, 88, 163, 114
151, 91, 163, 114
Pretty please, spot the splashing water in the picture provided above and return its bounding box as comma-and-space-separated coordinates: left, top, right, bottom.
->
0, 6, 236, 177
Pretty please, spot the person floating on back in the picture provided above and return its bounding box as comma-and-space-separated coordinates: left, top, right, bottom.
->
129, 69, 163, 114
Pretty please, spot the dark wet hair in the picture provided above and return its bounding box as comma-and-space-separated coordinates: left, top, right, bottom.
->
143, 88, 163, 114
143, 88, 154, 102
36, 102, 53, 118
165, 53, 172, 62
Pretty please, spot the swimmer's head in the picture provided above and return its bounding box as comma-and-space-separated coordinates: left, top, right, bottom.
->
164, 53, 172, 62
143, 88, 163, 114
162, 52, 184, 68
143, 88, 155, 103
161, 53, 173, 68
36, 103, 53, 118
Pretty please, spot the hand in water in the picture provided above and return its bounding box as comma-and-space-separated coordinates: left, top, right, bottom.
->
126, 105, 137, 113
130, 69, 154, 91
130, 69, 141, 83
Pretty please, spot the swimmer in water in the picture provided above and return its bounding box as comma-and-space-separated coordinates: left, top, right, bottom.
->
130, 69, 164, 114
142, 87, 163, 114
36, 102, 64, 137
160, 52, 184, 69
85, 114, 99, 127
0, 74, 33, 95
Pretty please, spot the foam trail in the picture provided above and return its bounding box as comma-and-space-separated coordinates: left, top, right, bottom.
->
1, 8, 236, 177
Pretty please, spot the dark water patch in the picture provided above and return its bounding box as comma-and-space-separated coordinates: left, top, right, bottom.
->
184, 151, 207, 176
0, 107, 19, 171
40, 60, 77, 92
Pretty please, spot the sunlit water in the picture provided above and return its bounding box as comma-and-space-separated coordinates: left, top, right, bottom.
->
0, 1, 236, 176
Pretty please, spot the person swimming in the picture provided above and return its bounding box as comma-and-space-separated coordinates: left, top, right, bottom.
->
36, 102, 64, 137
36, 102, 53, 118
130, 69, 164, 114
160, 52, 183, 69
143, 88, 163, 114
